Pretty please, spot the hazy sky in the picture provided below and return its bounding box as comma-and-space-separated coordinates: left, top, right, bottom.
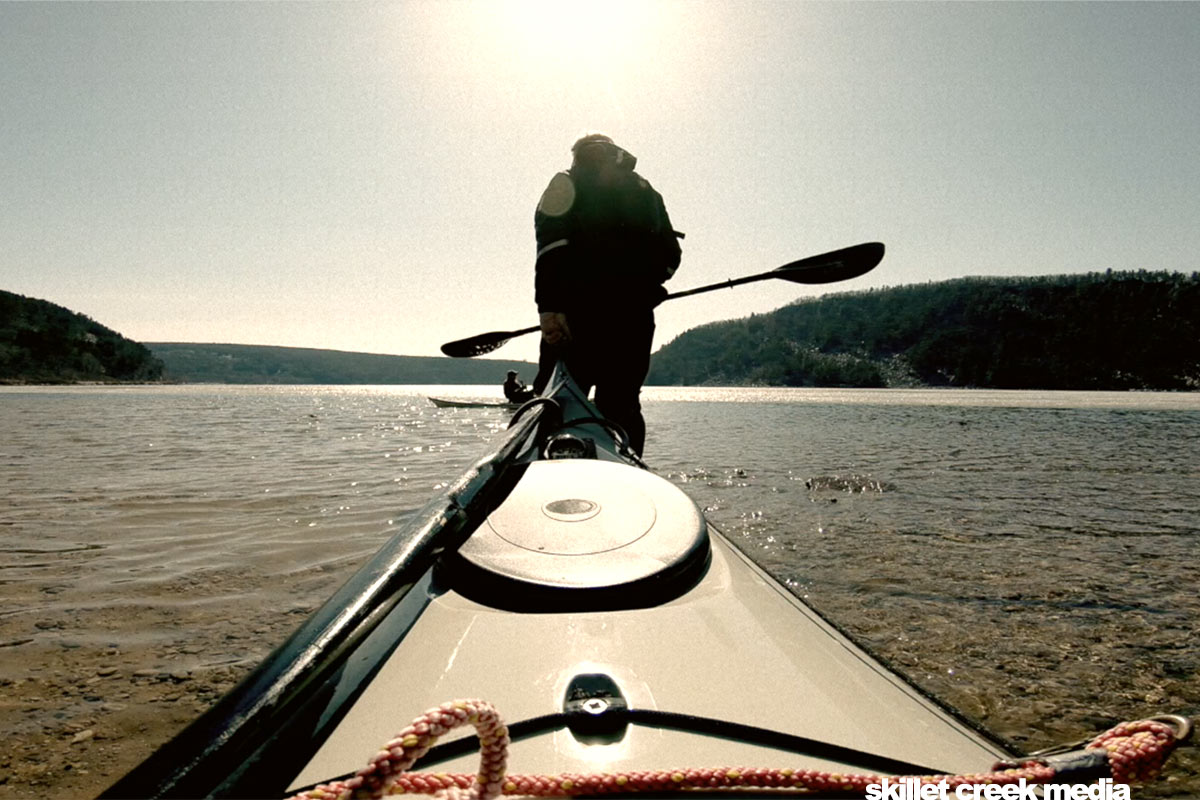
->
3, 2, 1196, 365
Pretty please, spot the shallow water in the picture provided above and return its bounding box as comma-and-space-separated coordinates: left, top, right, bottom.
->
1, 385, 1197, 797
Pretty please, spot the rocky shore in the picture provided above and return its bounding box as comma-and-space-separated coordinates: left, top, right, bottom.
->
0, 579, 331, 799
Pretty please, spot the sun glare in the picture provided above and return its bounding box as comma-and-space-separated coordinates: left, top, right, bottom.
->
480, 0, 664, 75
513, 1, 639, 55
405, 0, 708, 147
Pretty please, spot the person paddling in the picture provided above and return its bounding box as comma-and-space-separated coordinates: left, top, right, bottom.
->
502, 370, 535, 403
531, 133, 683, 455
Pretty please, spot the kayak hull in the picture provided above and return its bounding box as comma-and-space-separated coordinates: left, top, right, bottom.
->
105, 364, 1014, 798
428, 396, 521, 409
290, 529, 1004, 789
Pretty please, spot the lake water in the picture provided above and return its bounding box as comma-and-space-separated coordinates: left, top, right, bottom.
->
1, 385, 1197, 798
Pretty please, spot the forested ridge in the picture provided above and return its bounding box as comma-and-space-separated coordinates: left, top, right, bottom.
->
6, 271, 1197, 388
147, 342, 534, 385
647, 271, 1200, 390
0, 292, 535, 385
0, 291, 164, 383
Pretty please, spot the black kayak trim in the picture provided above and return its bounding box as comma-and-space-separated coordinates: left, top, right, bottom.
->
100, 401, 552, 799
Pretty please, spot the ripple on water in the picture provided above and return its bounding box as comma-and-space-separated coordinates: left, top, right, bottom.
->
1, 387, 1197, 797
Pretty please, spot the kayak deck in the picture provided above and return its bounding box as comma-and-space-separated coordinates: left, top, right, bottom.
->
289, 457, 1005, 791
104, 364, 1016, 798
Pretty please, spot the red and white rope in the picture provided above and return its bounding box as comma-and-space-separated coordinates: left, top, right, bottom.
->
288, 700, 1184, 800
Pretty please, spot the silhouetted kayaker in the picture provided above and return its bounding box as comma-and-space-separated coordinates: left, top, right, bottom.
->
531, 133, 683, 454
502, 370, 534, 403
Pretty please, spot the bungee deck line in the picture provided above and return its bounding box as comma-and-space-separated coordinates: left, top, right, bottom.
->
286, 700, 1191, 800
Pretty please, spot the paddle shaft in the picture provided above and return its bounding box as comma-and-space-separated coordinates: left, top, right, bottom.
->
457, 272, 807, 344
662, 264, 843, 301
440, 242, 882, 357
441, 273, 796, 355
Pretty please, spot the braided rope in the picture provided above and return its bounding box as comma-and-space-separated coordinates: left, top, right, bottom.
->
293, 700, 508, 800
288, 701, 1184, 800
1086, 718, 1180, 784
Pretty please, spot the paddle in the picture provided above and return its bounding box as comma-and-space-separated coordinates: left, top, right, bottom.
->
440, 241, 884, 358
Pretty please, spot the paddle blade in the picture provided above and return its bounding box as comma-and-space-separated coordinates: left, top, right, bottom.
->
774, 242, 885, 284
440, 324, 539, 358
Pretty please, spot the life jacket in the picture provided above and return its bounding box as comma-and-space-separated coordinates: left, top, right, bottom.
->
534, 164, 681, 312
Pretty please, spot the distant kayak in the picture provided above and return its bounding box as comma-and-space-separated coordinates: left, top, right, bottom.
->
427, 396, 520, 409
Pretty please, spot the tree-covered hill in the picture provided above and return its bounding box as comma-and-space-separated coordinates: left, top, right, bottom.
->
148, 342, 534, 385
9, 272, 1197, 389
647, 271, 1200, 390
0, 290, 534, 385
0, 291, 164, 383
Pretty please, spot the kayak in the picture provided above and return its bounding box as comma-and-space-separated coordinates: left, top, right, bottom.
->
103, 363, 1188, 798
428, 396, 521, 409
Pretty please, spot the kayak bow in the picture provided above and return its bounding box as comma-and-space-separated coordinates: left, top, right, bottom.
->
106, 363, 1065, 798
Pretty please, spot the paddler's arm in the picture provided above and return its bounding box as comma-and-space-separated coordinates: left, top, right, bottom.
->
534, 172, 577, 348
539, 311, 571, 347
647, 179, 682, 285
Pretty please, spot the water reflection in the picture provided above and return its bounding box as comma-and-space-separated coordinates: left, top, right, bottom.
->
0, 385, 1196, 797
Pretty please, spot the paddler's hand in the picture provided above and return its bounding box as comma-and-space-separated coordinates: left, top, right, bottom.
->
539, 312, 572, 348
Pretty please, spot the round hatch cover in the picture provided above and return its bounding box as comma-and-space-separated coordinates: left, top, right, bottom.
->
485, 463, 656, 555
450, 458, 710, 608
543, 498, 600, 522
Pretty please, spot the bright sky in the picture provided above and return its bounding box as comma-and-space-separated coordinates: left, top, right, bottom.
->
3, 2, 1197, 365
